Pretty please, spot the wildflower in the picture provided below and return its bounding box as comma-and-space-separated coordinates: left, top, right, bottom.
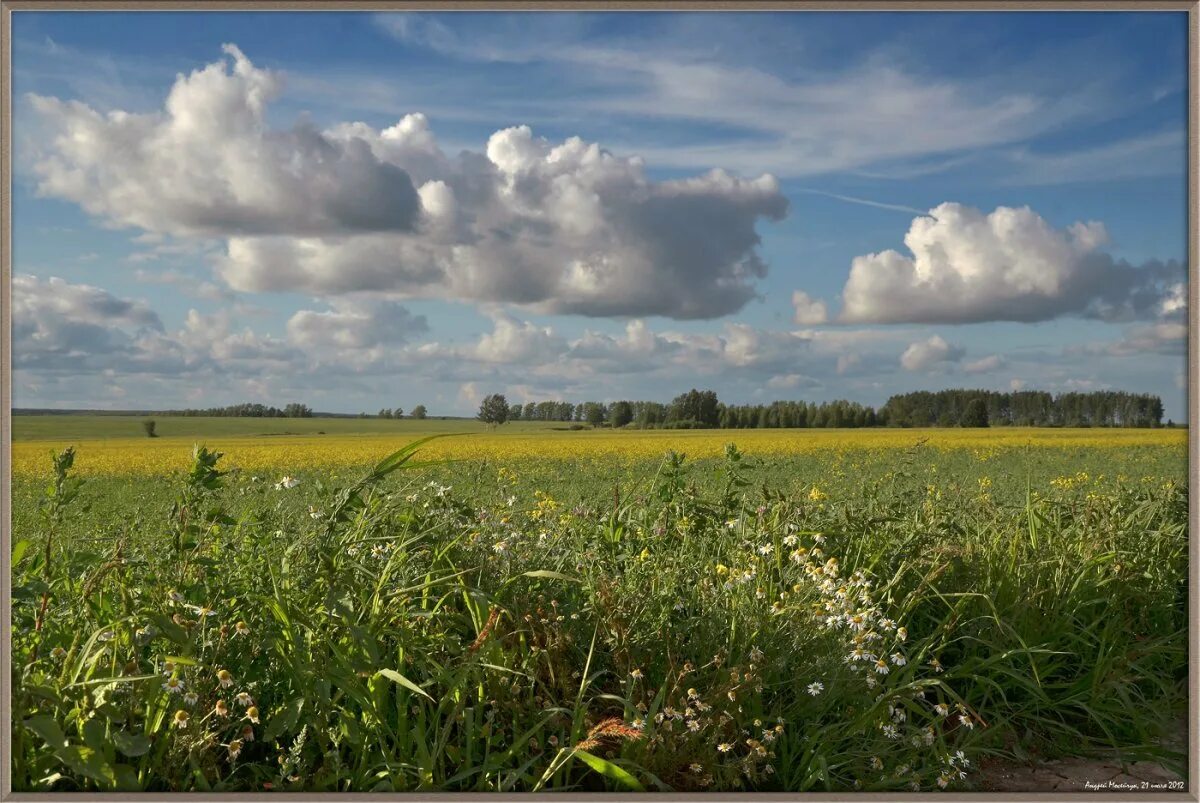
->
806, 682, 824, 696
717, 742, 734, 753
50, 646, 67, 660
217, 669, 234, 688
98, 630, 115, 642
187, 604, 218, 619
184, 692, 199, 706
172, 710, 190, 729
929, 657, 944, 673
870, 756, 884, 771
864, 673, 877, 689
492, 540, 510, 556
630, 668, 644, 680
163, 676, 185, 694
214, 700, 230, 718
757, 544, 773, 556
245, 706, 260, 724
228, 739, 243, 760
890, 652, 907, 667
242, 725, 255, 742
873, 658, 890, 675
935, 703, 949, 717
958, 714, 974, 729
881, 724, 899, 739
234, 621, 250, 637
274, 476, 299, 490
937, 773, 951, 789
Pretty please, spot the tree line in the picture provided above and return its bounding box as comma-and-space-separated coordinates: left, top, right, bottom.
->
478, 387, 1167, 429
164, 402, 313, 418
879, 389, 1166, 428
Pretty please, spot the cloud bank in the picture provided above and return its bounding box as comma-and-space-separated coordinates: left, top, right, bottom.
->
29, 45, 789, 320
834, 203, 1183, 325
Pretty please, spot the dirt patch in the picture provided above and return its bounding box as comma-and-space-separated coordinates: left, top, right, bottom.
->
975, 721, 1188, 792
975, 756, 1185, 792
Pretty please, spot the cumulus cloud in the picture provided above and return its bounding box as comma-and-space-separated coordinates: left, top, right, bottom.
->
900, 335, 964, 372
30, 46, 789, 320
12, 274, 163, 367
963, 354, 1007, 373
13, 274, 296, 377
28, 45, 422, 237
836, 203, 1184, 324
287, 299, 428, 351
792, 291, 828, 325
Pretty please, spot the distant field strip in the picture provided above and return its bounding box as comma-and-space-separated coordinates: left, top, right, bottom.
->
10, 426, 1186, 476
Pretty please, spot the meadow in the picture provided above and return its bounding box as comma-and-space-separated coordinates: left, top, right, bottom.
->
8, 416, 1190, 792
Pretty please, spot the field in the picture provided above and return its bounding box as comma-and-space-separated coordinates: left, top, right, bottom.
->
8, 416, 1190, 792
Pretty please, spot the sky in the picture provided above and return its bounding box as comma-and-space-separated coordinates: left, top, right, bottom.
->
8, 11, 1190, 419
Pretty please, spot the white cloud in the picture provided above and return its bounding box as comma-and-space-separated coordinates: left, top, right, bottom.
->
900, 335, 964, 372
963, 354, 1007, 373
286, 299, 428, 351
792, 291, 828, 325
31, 46, 789, 320
28, 45, 422, 238
836, 203, 1184, 324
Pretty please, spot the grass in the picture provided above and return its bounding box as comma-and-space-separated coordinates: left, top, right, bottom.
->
8, 428, 1189, 792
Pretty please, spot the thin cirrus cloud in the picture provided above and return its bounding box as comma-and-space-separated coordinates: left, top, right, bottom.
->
794, 202, 1185, 327
27, 44, 789, 321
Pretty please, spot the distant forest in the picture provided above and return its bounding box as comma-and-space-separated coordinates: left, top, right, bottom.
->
15, 389, 1170, 428
163, 402, 314, 418
492, 388, 1168, 429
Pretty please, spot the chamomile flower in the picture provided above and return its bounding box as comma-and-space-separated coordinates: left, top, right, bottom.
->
234, 621, 250, 637
806, 682, 824, 696
217, 669, 234, 688
890, 652, 907, 667
630, 668, 644, 679
274, 476, 299, 490
214, 700, 230, 718
245, 706, 260, 724
935, 703, 950, 717
717, 742, 734, 753
172, 710, 190, 729
228, 739, 243, 760
235, 692, 254, 707
163, 676, 185, 694
184, 692, 199, 706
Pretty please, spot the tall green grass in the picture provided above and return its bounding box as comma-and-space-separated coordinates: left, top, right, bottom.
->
10, 440, 1187, 791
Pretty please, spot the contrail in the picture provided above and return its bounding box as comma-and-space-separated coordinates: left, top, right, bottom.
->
794, 188, 928, 216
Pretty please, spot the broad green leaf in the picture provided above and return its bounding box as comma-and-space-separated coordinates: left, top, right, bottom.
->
375, 668, 434, 701
57, 744, 116, 786
112, 730, 152, 758
521, 570, 581, 583
24, 715, 68, 749
575, 750, 644, 791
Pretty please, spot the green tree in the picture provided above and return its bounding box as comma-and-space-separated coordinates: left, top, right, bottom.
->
960, 398, 990, 428
142, 419, 158, 438
478, 394, 510, 427
610, 401, 633, 428
411, 404, 427, 420
583, 401, 607, 428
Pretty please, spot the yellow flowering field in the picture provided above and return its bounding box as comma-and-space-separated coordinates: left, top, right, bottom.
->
10, 425, 1186, 477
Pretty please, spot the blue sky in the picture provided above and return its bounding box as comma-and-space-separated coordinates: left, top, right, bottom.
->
9, 11, 1189, 419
